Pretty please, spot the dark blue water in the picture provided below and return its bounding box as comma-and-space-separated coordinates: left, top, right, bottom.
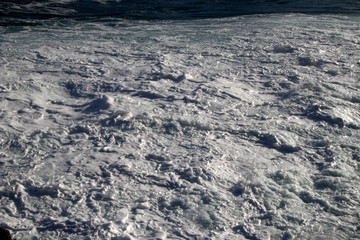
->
1, 0, 360, 21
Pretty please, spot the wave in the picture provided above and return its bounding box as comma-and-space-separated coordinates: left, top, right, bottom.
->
1, 0, 360, 20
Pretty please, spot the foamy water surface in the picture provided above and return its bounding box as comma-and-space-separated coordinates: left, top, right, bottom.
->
0, 6, 360, 240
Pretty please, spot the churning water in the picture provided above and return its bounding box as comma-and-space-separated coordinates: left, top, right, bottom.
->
0, 1, 359, 239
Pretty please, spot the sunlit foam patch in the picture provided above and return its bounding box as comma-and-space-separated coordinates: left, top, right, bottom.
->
332, 106, 360, 129
305, 104, 360, 128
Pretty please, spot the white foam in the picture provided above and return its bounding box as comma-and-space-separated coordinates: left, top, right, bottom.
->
0, 13, 359, 240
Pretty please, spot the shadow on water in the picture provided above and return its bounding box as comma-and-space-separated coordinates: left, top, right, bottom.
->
0, 0, 360, 21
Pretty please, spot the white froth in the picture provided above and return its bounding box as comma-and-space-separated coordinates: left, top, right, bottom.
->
0, 13, 359, 240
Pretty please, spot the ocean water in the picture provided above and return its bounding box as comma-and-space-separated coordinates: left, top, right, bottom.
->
1, 0, 360, 19
0, 1, 360, 239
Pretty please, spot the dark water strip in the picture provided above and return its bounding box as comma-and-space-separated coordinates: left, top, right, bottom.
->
1, 0, 360, 21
